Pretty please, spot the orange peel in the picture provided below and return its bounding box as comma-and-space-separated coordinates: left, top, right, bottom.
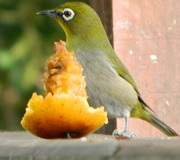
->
21, 41, 108, 139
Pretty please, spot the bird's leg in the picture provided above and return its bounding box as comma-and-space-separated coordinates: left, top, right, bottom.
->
112, 115, 135, 138
124, 115, 129, 133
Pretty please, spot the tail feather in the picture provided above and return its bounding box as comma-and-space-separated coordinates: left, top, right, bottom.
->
142, 112, 179, 136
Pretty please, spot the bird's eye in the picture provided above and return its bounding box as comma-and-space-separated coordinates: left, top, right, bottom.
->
62, 8, 75, 21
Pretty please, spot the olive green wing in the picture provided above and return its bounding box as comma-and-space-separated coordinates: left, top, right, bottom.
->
105, 50, 139, 93
105, 50, 155, 113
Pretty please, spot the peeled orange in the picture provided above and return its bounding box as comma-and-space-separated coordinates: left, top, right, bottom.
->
21, 41, 108, 139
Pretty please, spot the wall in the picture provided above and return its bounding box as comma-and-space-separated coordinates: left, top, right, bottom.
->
113, 0, 180, 137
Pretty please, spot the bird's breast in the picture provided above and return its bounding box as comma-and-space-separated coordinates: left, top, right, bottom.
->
75, 50, 138, 118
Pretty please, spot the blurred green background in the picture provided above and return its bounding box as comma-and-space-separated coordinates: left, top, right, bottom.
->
0, 0, 89, 130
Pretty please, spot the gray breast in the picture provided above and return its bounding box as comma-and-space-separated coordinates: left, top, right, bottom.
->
75, 50, 138, 118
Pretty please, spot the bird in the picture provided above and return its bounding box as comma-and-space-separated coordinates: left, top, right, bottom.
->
37, 2, 178, 137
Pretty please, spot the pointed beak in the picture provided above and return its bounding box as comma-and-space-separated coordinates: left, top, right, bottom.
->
36, 9, 57, 18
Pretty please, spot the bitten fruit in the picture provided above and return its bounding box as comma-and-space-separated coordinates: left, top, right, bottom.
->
21, 41, 108, 139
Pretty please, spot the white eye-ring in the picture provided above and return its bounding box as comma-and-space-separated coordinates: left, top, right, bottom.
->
62, 8, 75, 21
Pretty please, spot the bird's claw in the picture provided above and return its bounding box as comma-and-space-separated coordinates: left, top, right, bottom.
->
112, 129, 135, 138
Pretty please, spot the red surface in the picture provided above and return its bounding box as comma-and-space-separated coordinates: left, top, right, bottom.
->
112, 0, 180, 137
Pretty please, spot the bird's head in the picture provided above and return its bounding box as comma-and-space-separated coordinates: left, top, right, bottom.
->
37, 2, 104, 37
37, 2, 111, 51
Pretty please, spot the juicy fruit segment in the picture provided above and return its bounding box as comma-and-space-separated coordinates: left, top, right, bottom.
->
21, 41, 108, 139
21, 93, 107, 138
44, 41, 87, 97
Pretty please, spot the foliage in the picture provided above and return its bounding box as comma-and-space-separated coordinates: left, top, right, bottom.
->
0, 0, 89, 130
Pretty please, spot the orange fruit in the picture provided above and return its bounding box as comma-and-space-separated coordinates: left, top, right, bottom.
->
21, 41, 108, 139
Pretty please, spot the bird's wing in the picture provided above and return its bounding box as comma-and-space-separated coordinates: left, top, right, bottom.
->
105, 50, 155, 113
105, 50, 139, 93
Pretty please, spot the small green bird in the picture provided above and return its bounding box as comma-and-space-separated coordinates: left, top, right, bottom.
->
37, 2, 178, 137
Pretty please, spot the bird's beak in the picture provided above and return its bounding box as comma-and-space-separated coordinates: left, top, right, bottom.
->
36, 9, 57, 18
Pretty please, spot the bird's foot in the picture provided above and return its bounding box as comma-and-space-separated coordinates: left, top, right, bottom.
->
112, 129, 135, 138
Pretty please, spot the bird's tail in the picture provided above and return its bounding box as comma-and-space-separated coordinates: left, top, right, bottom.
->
141, 111, 179, 136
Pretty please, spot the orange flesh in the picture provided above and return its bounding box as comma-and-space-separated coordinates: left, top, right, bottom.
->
21, 41, 108, 139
